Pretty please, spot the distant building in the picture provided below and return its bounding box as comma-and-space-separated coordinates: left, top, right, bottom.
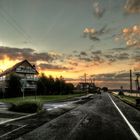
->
76, 82, 97, 93
0, 59, 38, 93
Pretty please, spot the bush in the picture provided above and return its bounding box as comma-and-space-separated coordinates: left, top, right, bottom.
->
6, 74, 22, 97
118, 91, 124, 95
9, 102, 40, 113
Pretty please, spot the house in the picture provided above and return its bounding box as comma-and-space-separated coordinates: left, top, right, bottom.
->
0, 59, 39, 94
76, 82, 97, 93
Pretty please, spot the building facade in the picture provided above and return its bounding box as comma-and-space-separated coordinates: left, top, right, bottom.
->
0, 60, 38, 94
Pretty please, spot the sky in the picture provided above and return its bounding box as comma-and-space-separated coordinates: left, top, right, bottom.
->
0, 0, 140, 89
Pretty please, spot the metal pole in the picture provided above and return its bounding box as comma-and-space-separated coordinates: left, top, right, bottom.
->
35, 85, 37, 101
130, 70, 132, 93
84, 73, 87, 83
23, 88, 24, 100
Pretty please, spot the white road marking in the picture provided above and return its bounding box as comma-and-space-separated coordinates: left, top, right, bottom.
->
0, 113, 37, 125
108, 94, 140, 140
0, 125, 26, 138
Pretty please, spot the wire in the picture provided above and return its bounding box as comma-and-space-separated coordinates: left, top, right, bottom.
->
0, 7, 36, 47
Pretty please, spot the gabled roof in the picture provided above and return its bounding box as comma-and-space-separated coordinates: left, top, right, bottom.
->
0, 59, 38, 77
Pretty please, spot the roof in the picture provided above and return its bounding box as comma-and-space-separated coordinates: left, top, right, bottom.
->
0, 59, 38, 77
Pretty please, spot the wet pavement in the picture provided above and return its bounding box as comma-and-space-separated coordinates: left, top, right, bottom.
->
16, 92, 140, 140
0, 94, 93, 140
42, 94, 93, 111
0, 93, 140, 140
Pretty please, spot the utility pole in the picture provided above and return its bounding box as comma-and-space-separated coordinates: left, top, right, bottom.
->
84, 73, 87, 83
135, 73, 140, 93
130, 70, 133, 93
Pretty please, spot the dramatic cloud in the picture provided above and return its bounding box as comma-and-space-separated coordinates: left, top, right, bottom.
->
91, 50, 102, 55
91, 55, 104, 64
83, 25, 109, 41
79, 57, 93, 62
93, 71, 130, 82
134, 63, 140, 71
111, 47, 128, 51
72, 48, 131, 65
114, 25, 140, 48
38, 63, 72, 71
83, 27, 100, 41
133, 54, 140, 62
124, 0, 140, 14
68, 61, 78, 66
116, 53, 129, 60
92, 1, 105, 18
123, 25, 140, 47
0, 46, 61, 62
103, 52, 130, 64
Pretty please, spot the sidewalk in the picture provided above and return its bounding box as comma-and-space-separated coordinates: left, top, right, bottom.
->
0, 102, 11, 111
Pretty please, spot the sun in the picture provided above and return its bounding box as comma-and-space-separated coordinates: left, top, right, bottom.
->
0, 56, 19, 72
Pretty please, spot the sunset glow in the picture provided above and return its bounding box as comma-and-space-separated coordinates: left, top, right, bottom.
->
0, 0, 139, 89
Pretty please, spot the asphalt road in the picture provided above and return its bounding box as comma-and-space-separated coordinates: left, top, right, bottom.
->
0, 95, 93, 140
16, 92, 140, 140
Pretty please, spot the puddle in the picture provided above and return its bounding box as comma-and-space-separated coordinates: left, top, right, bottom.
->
43, 102, 73, 111
43, 94, 93, 111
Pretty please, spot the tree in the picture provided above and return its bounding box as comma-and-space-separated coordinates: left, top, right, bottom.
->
102, 87, 108, 92
48, 75, 55, 94
64, 83, 74, 94
37, 73, 47, 95
37, 74, 74, 95
6, 74, 21, 97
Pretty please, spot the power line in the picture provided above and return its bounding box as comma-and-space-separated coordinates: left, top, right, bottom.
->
0, 7, 36, 47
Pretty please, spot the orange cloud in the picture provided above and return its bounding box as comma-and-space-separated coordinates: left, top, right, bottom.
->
124, 0, 140, 13
122, 25, 140, 47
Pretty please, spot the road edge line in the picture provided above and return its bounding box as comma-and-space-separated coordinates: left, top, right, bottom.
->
0, 113, 37, 125
108, 94, 140, 140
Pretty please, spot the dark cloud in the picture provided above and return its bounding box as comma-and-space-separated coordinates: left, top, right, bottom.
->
79, 57, 92, 62
93, 56, 102, 62
69, 62, 78, 66
80, 51, 87, 56
93, 71, 130, 82
90, 71, 133, 89
91, 50, 102, 55
124, 0, 140, 13
73, 50, 78, 53
115, 73, 130, 79
38, 63, 72, 71
92, 1, 105, 18
104, 54, 116, 62
111, 47, 128, 51
104, 52, 130, 63
0, 46, 60, 62
89, 35, 100, 41
91, 55, 104, 64
116, 53, 129, 60
83, 25, 110, 41
104, 54, 114, 59
133, 55, 140, 62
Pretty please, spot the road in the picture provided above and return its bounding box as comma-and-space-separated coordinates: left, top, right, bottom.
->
0, 95, 93, 140
15, 92, 140, 140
